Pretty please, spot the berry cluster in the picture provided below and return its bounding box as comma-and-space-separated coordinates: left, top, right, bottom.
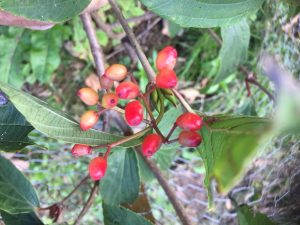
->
71, 46, 204, 181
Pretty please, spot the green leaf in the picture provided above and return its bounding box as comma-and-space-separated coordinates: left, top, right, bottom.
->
137, 109, 182, 182
0, 28, 29, 88
103, 203, 153, 225
198, 115, 271, 194
140, 0, 264, 28
214, 19, 250, 83
237, 205, 277, 225
0, 155, 40, 214
0, 102, 34, 151
30, 27, 62, 83
0, 82, 140, 147
0, 211, 44, 225
0, 0, 91, 22
101, 149, 140, 205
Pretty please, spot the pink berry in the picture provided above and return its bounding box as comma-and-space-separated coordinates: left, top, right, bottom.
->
141, 133, 162, 157
89, 157, 108, 181
125, 100, 144, 126
178, 131, 202, 147
71, 144, 92, 156
116, 81, 140, 99
176, 112, 203, 131
156, 46, 177, 71
156, 69, 178, 89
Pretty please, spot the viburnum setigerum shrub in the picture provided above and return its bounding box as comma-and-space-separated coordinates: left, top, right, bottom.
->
74, 46, 204, 181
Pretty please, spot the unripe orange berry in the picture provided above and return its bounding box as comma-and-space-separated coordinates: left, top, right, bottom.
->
80, 110, 99, 131
156, 46, 177, 71
77, 87, 99, 106
141, 133, 162, 157
89, 157, 107, 181
116, 81, 140, 99
105, 64, 127, 81
102, 93, 119, 109
176, 112, 203, 131
100, 75, 114, 90
156, 69, 178, 89
178, 131, 202, 147
71, 144, 92, 157
125, 100, 144, 126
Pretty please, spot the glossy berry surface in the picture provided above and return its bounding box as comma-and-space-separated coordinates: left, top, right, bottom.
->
141, 133, 162, 157
89, 157, 107, 181
100, 75, 114, 90
71, 144, 92, 157
77, 87, 99, 106
105, 64, 127, 81
125, 100, 144, 126
80, 110, 99, 131
116, 81, 140, 99
156, 46, 177, 71
178, 131, 202, 147
102, 93, 118, 109
156, 69, 178, 89
176, 112, 203, 131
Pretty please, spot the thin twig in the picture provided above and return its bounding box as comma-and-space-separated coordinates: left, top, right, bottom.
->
80, 13, 105, 76
91, 12, 125, 40
61, 175, 89, 203
172, 89, 194, 113
109, 12, 156, 28
108, 0, 156, 82
239, 66, 275, 101
139, 152, 193, 225
207, 28, 275, 101
207, 28, 222, 46
73, 181, 100, 225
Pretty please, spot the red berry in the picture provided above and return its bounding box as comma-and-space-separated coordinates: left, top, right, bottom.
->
102, 93, 118, 109
77, 87, 99, 106
100, 75, 114, 90
156, 46, 177, 71
178, 131, 202, 147
116, 81, 140, 99
141, 133, 162, 157
176, 112, 203, 131
89, 157, 108, 181
105, 64, 127, 81
71, 144, 92, 156
125, 100, 144, 126
80, 110, 99, 131
156, 69, 178, 89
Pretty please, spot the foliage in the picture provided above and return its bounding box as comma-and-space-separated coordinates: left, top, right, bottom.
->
0, 0, 91, 22
103, 203, 153, 225
140, 0, 264, 28
100, 149, 140, 205
0, 81, 140, 147
0, 211, 44, 225
214, 19, 250, 83
0, 101, 34, 151
237, 205, 278, 225
0, 155, 40, 214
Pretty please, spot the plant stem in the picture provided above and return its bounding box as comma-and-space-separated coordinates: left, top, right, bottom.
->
73, 181, 99, 225
139, 94, 165, 141
172, 89, 194, 113
165, 123, 177, 142
91, 126, 151, 151
139, 152, 193, 225
61, 175, 90, 203
80, 13, 105, 76
108, 0, 156, 82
